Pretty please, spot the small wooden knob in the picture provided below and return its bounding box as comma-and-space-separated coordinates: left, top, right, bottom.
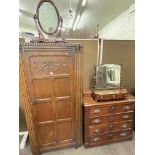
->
112, 95, 116, 99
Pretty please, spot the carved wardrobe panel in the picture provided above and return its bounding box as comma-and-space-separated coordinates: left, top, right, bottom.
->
20, 43, 83, 155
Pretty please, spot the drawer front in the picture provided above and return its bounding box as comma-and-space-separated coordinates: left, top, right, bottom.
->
106, 129, 132, 141
89, 129, 132, 144
93, 93, 127, 101
90, 103, 134, 117
90, 112, 133, 126
89, 121, 132, 136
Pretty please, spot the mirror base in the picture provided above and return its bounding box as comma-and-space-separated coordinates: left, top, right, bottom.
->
31, 37, 67, 43
92, 88, 128, 101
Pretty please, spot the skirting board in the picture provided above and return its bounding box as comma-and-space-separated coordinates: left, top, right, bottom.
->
19, 131, 29, 149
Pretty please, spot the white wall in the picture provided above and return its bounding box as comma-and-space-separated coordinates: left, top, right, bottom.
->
19, 22, 37, 35
99, 4, 135, 40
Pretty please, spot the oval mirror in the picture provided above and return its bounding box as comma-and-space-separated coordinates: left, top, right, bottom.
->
37, 0, 60, 35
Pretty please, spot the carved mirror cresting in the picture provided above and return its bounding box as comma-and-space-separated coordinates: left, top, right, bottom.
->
33, 0, 64, 42
94, 64, 122, 89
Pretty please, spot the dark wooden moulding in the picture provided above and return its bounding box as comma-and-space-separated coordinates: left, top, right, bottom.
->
20, 42, 83, 155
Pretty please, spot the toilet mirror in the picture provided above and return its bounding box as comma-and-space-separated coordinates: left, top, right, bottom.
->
94, 64, 121, 89
33, 0, 62, 39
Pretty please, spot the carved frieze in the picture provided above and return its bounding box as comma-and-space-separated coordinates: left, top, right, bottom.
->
32, 57, 69, 72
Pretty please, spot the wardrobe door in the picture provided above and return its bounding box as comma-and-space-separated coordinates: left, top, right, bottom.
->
23, 51, 75, 148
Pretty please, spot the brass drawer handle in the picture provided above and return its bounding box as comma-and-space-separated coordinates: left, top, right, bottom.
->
107, 133, 113, 139
122, 115, 129, 119
93, 119, 101, 124
93, 137, 101, 142
109, 116, 114, 120
94, 128, 100, 133
93, 109, 102, 114
121, 124, 128, 128
111, 106, 115, 110
108, 134, 113, 137
120, 132, 128, 137
112, 95, 116, 99
123, 105, 130, 110
108, 125, 113, 128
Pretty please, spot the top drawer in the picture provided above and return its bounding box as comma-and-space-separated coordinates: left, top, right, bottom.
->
90, 102, 134, 117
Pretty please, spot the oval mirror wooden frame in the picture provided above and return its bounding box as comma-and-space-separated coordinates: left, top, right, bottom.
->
36, 0, 61, 36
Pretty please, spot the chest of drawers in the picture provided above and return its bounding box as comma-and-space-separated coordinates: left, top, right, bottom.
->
83, 95, 135, 147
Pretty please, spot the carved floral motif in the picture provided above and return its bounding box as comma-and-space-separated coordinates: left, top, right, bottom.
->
32, 58, 69, 72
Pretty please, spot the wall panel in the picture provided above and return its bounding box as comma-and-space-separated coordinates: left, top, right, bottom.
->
67, 39, 99, 89
102, 40, 135, 94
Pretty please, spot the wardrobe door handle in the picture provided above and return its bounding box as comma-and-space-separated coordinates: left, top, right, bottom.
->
31, 98, 37, 105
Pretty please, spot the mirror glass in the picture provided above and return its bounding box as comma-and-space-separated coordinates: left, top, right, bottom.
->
38, 2, 59, 34
95, 64, 121, 89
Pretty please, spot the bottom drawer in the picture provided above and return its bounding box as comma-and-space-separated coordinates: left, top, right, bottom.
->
85, 136, 133, 147
89, 129, 132, 144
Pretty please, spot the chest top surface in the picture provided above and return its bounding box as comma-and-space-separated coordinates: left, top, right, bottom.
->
83, 95, 135, 107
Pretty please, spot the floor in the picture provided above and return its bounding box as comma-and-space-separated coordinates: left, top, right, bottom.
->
20, 135, 134, 155
19, 107, 27, 132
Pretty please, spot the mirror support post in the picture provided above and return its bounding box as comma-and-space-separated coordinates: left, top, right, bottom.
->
33, 14, 44, 39
56, 16, 63, 37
